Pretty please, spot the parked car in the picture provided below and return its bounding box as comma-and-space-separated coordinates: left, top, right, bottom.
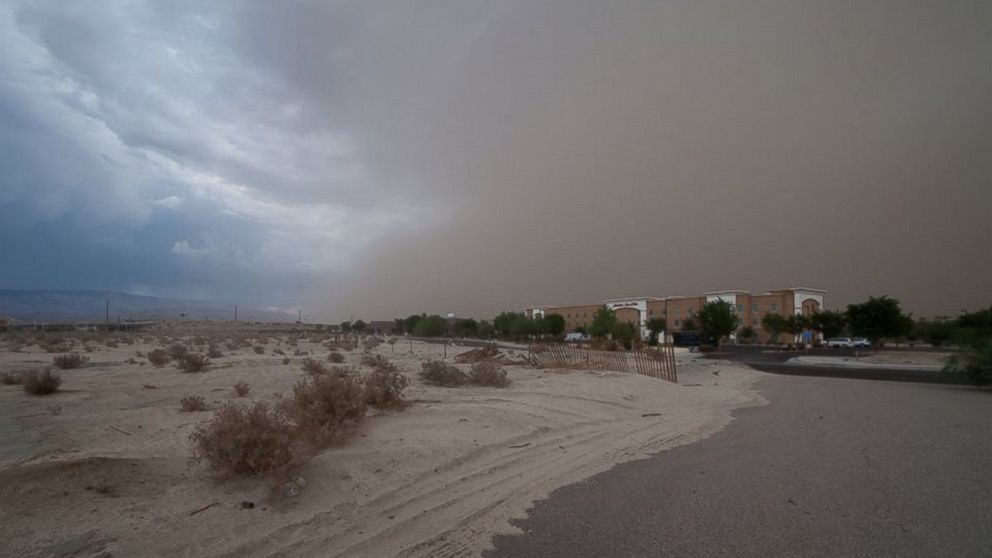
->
851, 338, 871, 348
564, 332, 587, 342
826, 338, 853, 348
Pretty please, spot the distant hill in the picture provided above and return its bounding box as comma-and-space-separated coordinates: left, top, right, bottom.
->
0, 290, 296, 323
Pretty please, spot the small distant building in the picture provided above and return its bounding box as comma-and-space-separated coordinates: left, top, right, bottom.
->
367, 320, 397, 335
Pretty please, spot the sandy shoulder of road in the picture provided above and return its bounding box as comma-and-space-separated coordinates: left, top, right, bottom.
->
0, 339, 766, 558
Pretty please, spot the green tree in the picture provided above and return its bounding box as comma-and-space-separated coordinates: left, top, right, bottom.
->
810, 310, 847, 340
412, 314, 449, 337
646, 317, 667, 345
340, 321, 352, 333
477, 320, 494, 339
352, 319, 367, 333
610, 322, 637, 350
738, 326, 756, 343
452, 318, 478, 337
544, 314, 566, 337
493, 312, 523, 337
588, 308, 617, 338
681, 316, 697, 331
761, 313, 788, 344
508, 313, 535, 338
943, 305, 992, 385
698, 300, 739, 346
845, 296, 912, 347
402, 314, 424, 335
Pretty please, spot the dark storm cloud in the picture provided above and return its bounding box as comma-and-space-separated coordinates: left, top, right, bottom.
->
1, 1, 989, 318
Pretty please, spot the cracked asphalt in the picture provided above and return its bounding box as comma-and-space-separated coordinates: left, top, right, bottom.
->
487, 374, 992, 557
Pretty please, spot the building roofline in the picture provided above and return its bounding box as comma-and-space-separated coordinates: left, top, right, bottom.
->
603, 296, 662, 303
702, 290, 752, 295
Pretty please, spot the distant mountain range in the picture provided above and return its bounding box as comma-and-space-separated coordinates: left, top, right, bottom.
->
0, 290, 296, 323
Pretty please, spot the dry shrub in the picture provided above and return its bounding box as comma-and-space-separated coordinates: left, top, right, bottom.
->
328, 352, 345, 364
52, 353, 88, 369
420, 360, 467, 387
253, 346, 265, 355
180, 395, 207, 412
177, 353, 211, 373
272, 348, 285, 356
287, 372, 366, 444
1, 371, 23, 385
167, 343, 190, 360
363, 337, 380, 352
361, 354, 391, 368
207, 344, 225, 358
147, 348, 170, 366
190, 401, 299, 477
233, 381, 251, 398
468, 362, 511, 387
364, 366, 410, 409
22, 369, 63, 395
302, 358, 328, 376
282, 356, 291, 365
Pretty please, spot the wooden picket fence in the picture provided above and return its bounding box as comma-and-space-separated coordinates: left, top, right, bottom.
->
528, 342, 678, 383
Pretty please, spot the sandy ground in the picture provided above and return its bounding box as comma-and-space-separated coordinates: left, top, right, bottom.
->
0, 328, 766, 558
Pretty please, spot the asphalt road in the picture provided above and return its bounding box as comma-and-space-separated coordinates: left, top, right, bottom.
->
487, 375, 992, 557
703, 345, 962, 384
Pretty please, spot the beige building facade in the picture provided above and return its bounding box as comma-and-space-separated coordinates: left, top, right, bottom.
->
525, 287, 826, 343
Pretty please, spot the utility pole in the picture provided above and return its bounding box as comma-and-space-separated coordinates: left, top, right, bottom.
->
234, 305, 238, 322
105, 299, 110, 330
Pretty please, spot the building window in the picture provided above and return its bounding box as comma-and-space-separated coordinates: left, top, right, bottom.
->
771, 303, 778, 312
752, 304, 758, 312
675, 319, 681, 327
736, 304, 743, 314
648, 309, 654, 315
752, 318, 758, 326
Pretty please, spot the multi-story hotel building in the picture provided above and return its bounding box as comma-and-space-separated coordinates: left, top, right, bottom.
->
525, 287, 825, 343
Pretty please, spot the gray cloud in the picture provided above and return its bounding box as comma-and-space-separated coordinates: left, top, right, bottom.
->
1, 1, 990, 319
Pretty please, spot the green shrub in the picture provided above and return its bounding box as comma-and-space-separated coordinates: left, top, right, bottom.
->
233, 381, 251, 398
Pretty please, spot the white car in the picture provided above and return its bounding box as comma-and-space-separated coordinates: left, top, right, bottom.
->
851, 338, 871, 348
826, 338, 853, 348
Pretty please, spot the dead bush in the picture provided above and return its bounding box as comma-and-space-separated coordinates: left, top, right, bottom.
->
327, 352, 345, 364
364, 366, 410, 409
1, 371, 23, 385
207, 344, 225, 358
363, 337, 380, 352
419, 360, 467, 387
190, 401, 299, 477
282, 357, 291, 365
361, 354, 391, 368
253, 346, 265, 355
468, 362, 511, 387
52, 353, 88, 369
288, 372, 366, 444
233, 381, 251, 398
177, 353, 211, 373
147, 348, 170, 366
302, 358, 328, 376
180, 395, 208, 412
167, 343, 190, 360
22, 369, 63, 395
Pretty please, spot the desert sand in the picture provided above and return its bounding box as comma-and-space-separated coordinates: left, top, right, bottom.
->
0, 327, 766, 557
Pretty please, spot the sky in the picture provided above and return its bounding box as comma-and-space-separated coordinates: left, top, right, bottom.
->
1, 0, 990, 321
